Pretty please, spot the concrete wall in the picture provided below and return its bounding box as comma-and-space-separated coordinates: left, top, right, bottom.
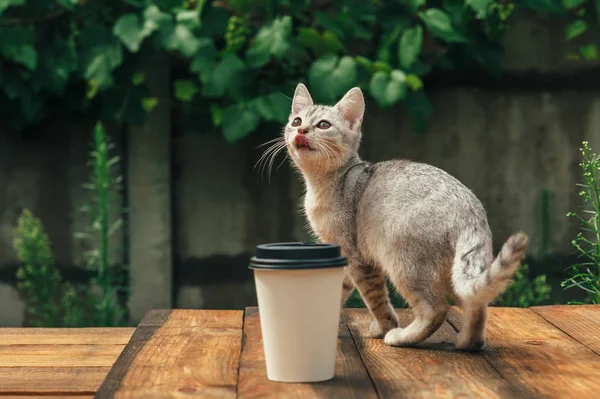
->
1, 12, 599, 324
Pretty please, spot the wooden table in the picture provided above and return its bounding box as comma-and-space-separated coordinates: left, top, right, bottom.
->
1, 306, 599, 398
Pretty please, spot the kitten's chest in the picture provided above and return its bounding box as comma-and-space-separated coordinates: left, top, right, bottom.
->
304, 190, 351, 245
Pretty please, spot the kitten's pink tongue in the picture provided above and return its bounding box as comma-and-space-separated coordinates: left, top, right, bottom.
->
295, 134, 309, 146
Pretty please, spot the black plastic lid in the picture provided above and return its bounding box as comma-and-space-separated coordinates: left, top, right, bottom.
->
249, 242, 347, 270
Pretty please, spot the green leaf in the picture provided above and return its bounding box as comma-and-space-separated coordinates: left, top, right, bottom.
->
143, 4, 171, 31
377, 25, 401, 64
141, 97, 159, 112
466, 0, 492, 18
399, 25, 423, 69
253, 92, 289, 122
580, 44, 598, 60
211, 104, 223, 126
113, 14, 153, 53
30, 38, 77, 93
308, 55, 357, 103
176, 10, 201, 30
408, 0, 425, 13
156, 0, 186, 9
373, 61, 393, 73
132, 72, 146, 85
406, 74, 423, 91
222, 104, 260, 143
298, 27, 322, 51
190, 37, 217, 81
201, 4, 230, 38
420, 8, 467, 43
322, 31, 346, 53
315, 11, 344, 38
522, 0, 564, 13
355, 56, 374, 73
158, 22, 201, 57
562, 0, 586, 9
203, 53, 245, 97
84, 42, 123, 89
369, 70, 407, 108
0, 0, 24, 14
174, 79, 198, 101
9, 45, 37, 70
566, 19, 588, 40
246, 16, 292, 68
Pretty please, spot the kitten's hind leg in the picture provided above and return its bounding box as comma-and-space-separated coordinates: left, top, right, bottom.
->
347, 264, 399, 338
341, 275, 354, 307
384, 297, 449, 347
455, 300, 487, 351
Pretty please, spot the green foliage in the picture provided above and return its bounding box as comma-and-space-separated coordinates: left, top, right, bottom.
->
0, 0, 597, 140
14, 210, 65, 326
494, 264, 552, 307
562, 0, 599, 61
563, 141, 600, 304
14, 122, 127, 327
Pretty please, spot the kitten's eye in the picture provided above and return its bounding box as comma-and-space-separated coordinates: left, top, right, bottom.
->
317, 120, 331, 129
291, 117, 302, 127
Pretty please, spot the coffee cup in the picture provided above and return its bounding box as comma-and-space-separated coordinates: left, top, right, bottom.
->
249, 242, 347, 382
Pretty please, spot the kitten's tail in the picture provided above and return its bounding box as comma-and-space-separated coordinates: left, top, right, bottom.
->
454, 232, 529, 301
484, 232, 529, 299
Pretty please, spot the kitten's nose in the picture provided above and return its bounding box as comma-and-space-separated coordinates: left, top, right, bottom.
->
297, 127, 306, 135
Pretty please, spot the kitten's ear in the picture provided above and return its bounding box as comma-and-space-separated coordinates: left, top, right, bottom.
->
291, 83, 314, 114
335, 87, 365, 130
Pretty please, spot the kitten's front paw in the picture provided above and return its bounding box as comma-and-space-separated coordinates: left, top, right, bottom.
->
366, 314, 399, 338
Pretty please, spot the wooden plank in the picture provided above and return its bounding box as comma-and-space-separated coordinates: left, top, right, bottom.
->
96, 309, 243, 398
0, 328, 134, 345
0, 366, 110, 394
0, 344, 126, 367
0, 396, 93, 399
448, 307, 600, 399
237, 307, 377, 399
345, 308, 523, 398
532, 305, 600, 356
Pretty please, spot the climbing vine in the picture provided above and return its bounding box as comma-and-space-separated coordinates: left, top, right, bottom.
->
0, 0, 597, 141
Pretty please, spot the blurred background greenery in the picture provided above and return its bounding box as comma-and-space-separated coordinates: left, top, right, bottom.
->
1, 0, 599, 326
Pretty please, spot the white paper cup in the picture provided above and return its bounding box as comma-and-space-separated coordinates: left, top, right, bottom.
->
250, 243, 347, 383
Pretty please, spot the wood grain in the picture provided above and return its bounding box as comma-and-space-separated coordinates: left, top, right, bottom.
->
0, 328, 130, 395
0, 344, 126, 367
532, 305, 600, 356
96, 309, 244, 398
0, 396, 93, 399
237, 307, 377, 399
448, 307, 600, 399
345, 308, 523, 398
0, 328, 135, 345
0, 366, 111, 394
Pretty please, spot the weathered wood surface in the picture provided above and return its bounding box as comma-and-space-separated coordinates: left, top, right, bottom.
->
1, 306, 599, 398
532, 304, 600, 356
345, 309, 524, 398
448, 307, 600, 399
0, 328, 133, 396
95, 309, 244, 398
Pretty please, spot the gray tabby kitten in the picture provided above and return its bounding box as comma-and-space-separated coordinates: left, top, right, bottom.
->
277, 83, 528, 350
